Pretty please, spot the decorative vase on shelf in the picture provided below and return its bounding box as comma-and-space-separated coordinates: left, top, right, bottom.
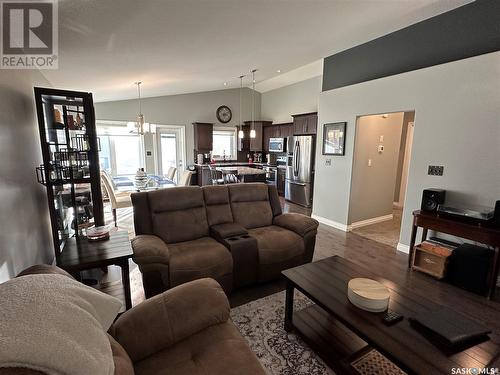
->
134, 168, 149, 190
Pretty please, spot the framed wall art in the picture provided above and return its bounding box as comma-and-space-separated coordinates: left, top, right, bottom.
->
322, 122, 346, 156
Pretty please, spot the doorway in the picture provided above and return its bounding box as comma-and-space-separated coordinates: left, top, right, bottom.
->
156, 126, 185, 184
349, 111, 415, 248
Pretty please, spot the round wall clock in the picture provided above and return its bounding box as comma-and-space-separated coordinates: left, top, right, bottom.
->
216, 105, 232, 123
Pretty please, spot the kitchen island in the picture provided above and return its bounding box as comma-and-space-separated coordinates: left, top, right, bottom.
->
194, 162, 268, 186
216, 166, 266, 183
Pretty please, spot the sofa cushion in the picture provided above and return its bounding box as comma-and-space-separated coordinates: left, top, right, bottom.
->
248, 225, 304, 265
202, 185, 233, 226
168, 237, 233, 288
229, 183, 273, 229
149, 187, 209, 243
134, 321, 266, 375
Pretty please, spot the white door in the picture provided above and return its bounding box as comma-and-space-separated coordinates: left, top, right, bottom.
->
157, 126, 184, 183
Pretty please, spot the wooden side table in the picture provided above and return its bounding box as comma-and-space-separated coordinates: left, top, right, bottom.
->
57, 230, 133, 309
408, 210, 500, 299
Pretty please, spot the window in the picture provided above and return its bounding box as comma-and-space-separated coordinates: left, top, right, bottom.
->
212, 128, 237, 160
96, 121, 143, 177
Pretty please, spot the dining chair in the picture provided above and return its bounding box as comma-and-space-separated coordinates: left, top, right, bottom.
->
100, 171, 132, 226
166, 166, 177, 181
178, 170, 194, 186
208, 165, 224, 185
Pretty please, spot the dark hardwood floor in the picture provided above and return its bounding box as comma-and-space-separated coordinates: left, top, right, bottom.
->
95, 196, 500, 367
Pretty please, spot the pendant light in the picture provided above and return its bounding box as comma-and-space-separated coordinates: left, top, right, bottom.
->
238, 75, 244, 139
250, 69, 257, 138
134, 82, 145, 135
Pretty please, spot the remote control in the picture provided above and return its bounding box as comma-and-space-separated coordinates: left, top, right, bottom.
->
382, 310, 403, 325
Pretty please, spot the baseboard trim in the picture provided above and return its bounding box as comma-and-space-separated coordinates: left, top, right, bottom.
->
311, 214, 349, 232
397, 243, 410, 254
349, 214, 393, 230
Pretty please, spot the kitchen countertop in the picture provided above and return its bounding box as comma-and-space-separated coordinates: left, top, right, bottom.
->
194, 162, 265, 167
193, 162, 285, 168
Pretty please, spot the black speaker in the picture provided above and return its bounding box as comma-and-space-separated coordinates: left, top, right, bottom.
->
446, 244, 493, 295
421, 189, 446, 212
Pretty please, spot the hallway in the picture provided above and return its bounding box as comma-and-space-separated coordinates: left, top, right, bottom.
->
351, 208, 402, 248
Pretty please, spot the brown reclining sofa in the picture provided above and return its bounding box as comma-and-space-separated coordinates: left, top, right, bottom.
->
131, 182, 319, 298
1, 265, 266, 375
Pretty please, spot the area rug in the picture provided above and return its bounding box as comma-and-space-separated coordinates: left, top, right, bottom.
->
230, 291, 335, 375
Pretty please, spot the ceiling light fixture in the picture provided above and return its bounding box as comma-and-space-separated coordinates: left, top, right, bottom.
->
238, 75, 244, 139
250, 69, 257, 139
133, 81, 151, 135
276, 69, 281, 73
135, 81, 144, 135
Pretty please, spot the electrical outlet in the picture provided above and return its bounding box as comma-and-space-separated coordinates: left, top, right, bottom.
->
428, 165, 444, 176
325, 159, 332, 166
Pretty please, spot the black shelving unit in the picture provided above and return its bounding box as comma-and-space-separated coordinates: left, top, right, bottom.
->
34, 87, 104, 260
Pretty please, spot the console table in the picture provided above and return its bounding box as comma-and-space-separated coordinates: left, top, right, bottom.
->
408, 210, 500, 299
57, 230, 133, 309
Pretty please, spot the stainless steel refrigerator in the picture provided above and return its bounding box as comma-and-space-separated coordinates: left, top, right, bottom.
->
285, 135, 315, 207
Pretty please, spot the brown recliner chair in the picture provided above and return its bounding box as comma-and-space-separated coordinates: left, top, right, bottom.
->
2, 265, 266, 375
132, 183, 318, 298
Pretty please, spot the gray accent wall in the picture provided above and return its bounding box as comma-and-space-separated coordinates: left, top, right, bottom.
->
0, 71, 53, 282
95, 88, 261, 165
349, 113, 403, 224
322, 0, 500, 91
261, 76, 321, 123
313, 52, 500, 248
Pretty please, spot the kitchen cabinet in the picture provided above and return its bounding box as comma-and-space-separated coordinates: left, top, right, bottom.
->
292, 112, 317, 135
241, 121, 271, 152
262, 123, 293, 151
193, 122, 213, 151
279, 123, 293, 138
263, 125, 272, 152
277, 167, 286, 196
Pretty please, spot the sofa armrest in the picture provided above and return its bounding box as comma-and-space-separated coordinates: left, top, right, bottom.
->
131, 234, 170, 266
110, 278, 230, 363
210, 222, 248, 241
273, 213, 319, 237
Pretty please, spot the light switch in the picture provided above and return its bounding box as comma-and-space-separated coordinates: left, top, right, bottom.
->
379, 135, 384, 142
368, 159, 372, 167
325, 159, 332, 166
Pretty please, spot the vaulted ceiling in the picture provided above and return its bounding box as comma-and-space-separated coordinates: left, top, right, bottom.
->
42, 0, 470, 101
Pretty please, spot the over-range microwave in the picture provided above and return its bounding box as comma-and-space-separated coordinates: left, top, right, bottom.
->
269, 137, 286, 153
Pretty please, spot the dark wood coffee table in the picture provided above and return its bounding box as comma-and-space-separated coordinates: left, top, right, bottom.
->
282, 256, 499, 375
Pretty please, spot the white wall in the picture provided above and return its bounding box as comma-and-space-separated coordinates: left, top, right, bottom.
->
0, 70, 53, 282
313, 51, 500, 249
261, 76, 321, 123
95, 88, 261, 165
349, 112, 403, 224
